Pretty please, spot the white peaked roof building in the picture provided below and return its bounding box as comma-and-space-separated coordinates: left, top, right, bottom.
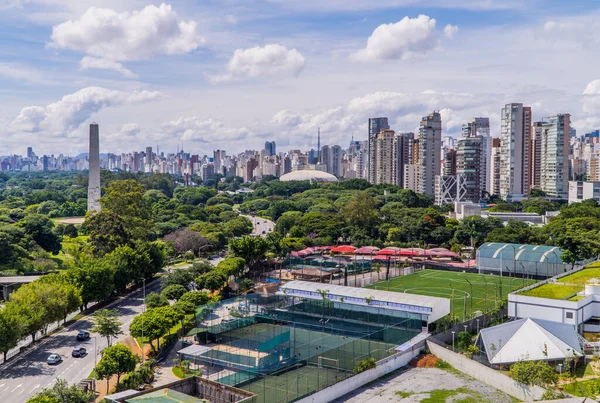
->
476, 318, 582, 364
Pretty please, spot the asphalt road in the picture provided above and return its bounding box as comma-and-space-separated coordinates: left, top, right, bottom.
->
0, 280, 162, 403
244, 215, 275, 237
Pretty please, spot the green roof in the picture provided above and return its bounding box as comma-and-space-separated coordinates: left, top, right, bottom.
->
126, 389, 208, 403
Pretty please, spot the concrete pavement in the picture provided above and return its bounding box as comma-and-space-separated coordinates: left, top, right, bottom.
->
0, 280, 162, 403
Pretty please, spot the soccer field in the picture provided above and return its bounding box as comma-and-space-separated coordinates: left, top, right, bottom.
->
366, 269, 538, 317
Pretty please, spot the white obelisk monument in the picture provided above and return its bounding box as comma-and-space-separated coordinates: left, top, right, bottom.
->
87, 122, 101, 212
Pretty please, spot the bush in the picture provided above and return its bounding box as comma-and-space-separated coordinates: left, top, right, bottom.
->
352, 357, 376, 374
457, 331, 472, 350
179, 291, 210, 307
434, 360, 451, 370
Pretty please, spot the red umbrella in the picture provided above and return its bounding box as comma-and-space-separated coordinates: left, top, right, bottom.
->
398, 248, 419, 256
377, 247, 401, 255
330, 245, 357, 254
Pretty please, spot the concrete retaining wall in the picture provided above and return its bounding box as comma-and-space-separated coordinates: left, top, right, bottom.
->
427, 340, 545, 402
295, 341, 424, 403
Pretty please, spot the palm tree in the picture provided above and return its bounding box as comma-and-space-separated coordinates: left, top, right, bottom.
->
317, 289, 330, 319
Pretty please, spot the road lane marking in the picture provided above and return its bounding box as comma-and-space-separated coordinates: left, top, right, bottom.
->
0, 384, 4, 388
33, 384, 40, 390
10, 383, 22, 392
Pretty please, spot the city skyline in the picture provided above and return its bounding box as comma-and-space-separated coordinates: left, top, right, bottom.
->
2, 1, 600, 156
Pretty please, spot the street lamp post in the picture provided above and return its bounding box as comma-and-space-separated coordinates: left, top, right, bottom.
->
386, 256, 391, 291
476, 318, 480, 334
452, 331, 456, 352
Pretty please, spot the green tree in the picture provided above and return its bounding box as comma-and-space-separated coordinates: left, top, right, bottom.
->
66, 261, 115, 309
95, 344, 139, 391
145, 292, 169, 309
91, 309, 122, 347
341, 191, 380, 239
129, 306, 180, 350
27, 379, 94, 403
238, 278, 254, 294
104, 245, 150, 293
101, 179, 152, 240
0, 308, 21, 361
195, 271, 227, 292
26, 396, 60, 403
509, 360, 558, 388
18, 214, 62, 254
178, 291, 210, 307
84, 210, 129, 257
228, 235, 270, 270
161, 284, 187, 301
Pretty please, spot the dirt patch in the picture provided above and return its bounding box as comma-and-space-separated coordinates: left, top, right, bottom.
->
409, 354, 440, 368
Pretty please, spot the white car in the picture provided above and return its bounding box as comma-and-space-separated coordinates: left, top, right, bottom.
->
47, 354, 62, 365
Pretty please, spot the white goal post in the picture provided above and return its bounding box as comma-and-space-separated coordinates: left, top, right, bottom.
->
317, 356, 339, 371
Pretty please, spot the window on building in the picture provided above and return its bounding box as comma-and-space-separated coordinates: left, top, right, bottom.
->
566, 312, 573, 319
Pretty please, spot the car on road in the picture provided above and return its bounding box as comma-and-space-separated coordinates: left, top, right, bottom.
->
261, 230, 266, 234
72, 347, 87, 357
76, 331, 90, 341
263, 220, 267, 223
221, 318, 235, 324
47, 354, 62, 365
208, 254, 220, 260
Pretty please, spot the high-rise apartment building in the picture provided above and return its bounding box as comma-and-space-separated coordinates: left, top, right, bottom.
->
26, 147, 33, 159
264, 141, 276, 157
456, 136, 484, 202
330, 145, 342, 177
418, 111, 442, 197
540, 114, 570, 198
145, 146, 153, 173
374, 130, 397, 185
490, 138, 501, 196
368, 117, 390, 183
214, 149, 226, 175
500, 103, 531, 200
530, 122, 543, 190
443, 149, 456, 176
455, 117, 491, 202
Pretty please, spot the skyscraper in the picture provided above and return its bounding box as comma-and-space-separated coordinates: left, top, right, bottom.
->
330, 145, 342, 177
500, 103, 531, 200
374, 129, 397, 185
264, 141, 276, 157
87, 123, 101, 212
418, 111, 442, 197
540, 114, 570, 198
26, 147, 33, 159
456, 117, 491, 202
530, 121, 543, 190
145, 146, 153, 173
214, 149, 226, 175
368, 117, 390, 183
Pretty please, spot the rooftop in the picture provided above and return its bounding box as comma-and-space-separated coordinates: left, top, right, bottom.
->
279, 280, 448, 311
279, 169, 338, 182
127, 389, 208, 403
477, 242, 563, 263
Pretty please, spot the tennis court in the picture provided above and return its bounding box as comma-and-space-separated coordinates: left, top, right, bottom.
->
366, 269, 537, 317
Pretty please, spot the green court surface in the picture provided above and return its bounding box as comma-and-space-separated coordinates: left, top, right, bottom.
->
241, 364, 348, 403
366, 269, 537, 317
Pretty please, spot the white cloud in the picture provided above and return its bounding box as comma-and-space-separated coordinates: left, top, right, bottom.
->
210, 44, 305, 83
11, 86, 161, 134
49, 3, 204, 76
0, 62, 55, 84
352, 15, 454, 62
264, 0, 526, 12
79, 56, 138, 78
443, 24, 459, 39
163, 117, 249, 142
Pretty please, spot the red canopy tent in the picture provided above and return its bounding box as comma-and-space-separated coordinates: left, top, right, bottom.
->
330, 245, 357, 254
398, 248, 419, 256
377, 247, 401, 256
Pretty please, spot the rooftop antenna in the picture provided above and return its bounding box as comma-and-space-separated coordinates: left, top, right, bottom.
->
317, 127, 321, 150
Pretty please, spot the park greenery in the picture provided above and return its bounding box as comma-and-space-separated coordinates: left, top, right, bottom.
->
2, 170, 600, 396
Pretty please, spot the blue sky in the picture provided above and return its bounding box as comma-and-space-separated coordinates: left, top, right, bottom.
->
2, 0, 600, 156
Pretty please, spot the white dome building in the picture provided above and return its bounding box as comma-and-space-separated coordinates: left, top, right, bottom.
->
279, 169, 338, 182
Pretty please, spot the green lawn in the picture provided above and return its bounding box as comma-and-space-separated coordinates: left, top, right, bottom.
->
519, 284, 583, 300
562, 378, 600, 398
366, 269, 537, 316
